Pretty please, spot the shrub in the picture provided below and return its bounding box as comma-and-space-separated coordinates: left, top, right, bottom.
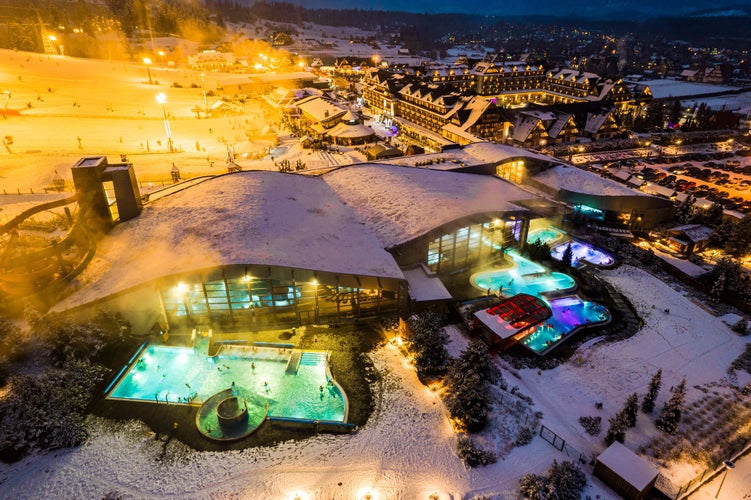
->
732, 317, 748, 335
515, 426, 536, 447
579, 415, 602, 436
457, 435, 497, 467
0, 359, 109, 462
519, 460, 586, 500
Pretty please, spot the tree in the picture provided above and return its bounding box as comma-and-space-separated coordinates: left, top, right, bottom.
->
519, 460, 586, 500
605, 410, 628, 445
561, 243, 574, 269
641, 369, 662, 413
726, 215, 751, 258
656, 378, 687, 434
405, 308, 450, 382
445, 339, 500, 432
622, 393, 639, 428
446, 372, 490, 432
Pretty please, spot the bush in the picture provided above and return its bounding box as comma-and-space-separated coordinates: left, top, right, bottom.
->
579, 415, 602, 436
0, 359, 109, 462
732, 318, 748, 335
519, 460, 586, 500
515, 426, 536, 447
457, 435, 497, 467
37, 310, 130, 367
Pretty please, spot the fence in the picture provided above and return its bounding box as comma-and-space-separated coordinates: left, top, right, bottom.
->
268, 416, 355, 434
538, 424, 589, 467
659, 437, 751, 499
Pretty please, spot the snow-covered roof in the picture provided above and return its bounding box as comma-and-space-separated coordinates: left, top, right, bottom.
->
629, 79, 737, 99
596, 442, 658, 491
402, 264, 452, 302
461, 142, 559, 165
55, 172, 404, 310
326, 122, 374, 139
323, 163, 530, 248
533, 165, 650, 197
668, 224, 713, 242
296, 96, 346, 123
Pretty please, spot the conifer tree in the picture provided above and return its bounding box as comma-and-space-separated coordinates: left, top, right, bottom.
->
605, 410, 628, 445
562, 242, 574, 268
641, 369, 662, 414
623, 393, 639, 428
656, 378, 687, 434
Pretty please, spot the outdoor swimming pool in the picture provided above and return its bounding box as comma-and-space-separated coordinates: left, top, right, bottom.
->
551, 240, 615, 267
471, 250, 576, 297
470, 249, 609, 354
527, 227, 566, 245
520, 296, 610, 353
108, 344, 346, 422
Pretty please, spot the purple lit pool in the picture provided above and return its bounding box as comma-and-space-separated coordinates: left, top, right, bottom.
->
521, 296, 610, 354
551, 239, 614, 268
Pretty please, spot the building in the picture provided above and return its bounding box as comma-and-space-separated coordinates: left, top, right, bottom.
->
665, 224, 714, 255
361, 62, 648, 151
53, 163, 537, 333
594, 442, 659, 500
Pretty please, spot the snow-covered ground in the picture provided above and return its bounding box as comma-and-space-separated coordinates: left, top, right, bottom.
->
2, 264, 750, 499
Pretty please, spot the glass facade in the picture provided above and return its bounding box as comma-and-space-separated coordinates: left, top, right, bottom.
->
427, 221, 508, 273
159, 272, 398, 329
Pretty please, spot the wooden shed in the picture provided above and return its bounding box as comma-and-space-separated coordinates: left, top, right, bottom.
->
594, 442, 658, 500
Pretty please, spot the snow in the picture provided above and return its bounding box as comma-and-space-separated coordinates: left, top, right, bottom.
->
54, 171, 405, 311
634, 79, 739, 99
597, 441, 658, 491
323, 163, 531, 248
534, 164, 651, 197
401, 264, 453, 302
4, 236, 751, 497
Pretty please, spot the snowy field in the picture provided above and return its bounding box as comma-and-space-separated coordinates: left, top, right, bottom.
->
2, 265, 750, 499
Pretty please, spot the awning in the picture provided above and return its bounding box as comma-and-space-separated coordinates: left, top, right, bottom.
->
402, 264, 452, 302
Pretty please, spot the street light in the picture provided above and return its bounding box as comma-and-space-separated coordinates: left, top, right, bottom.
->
156, 93, 174, 152
143, 57, 153, 85
715, 460, 735, 498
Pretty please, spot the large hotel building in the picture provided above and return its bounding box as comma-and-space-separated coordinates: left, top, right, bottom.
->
359, 60, 652, 150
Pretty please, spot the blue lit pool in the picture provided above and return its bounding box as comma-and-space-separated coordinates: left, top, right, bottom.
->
551, 240, 614, 268
520, 296, 610, 353
471, 250, 576, 297
109, 344, 346, 422
527, 227, 566, 245
470, 249, 609, 354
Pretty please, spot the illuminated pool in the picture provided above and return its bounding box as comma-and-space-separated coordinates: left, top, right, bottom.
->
108, 344, 346, 422
520, 296, 610, 353
471, 250, 576, 297
551, 240, 614, 267
527, 227, 566, 245
470, 250, 609, 354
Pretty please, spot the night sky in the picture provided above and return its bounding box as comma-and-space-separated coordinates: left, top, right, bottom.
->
261, 0, 751, 19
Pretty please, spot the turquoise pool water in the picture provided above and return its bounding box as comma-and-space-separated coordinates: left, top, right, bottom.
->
520, 296, 610, 353
470, 249, 609, 354
527, 227, 566, 245
471, 250, 576, 297
551, 240, 614, 267
109, 344, 346, 422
